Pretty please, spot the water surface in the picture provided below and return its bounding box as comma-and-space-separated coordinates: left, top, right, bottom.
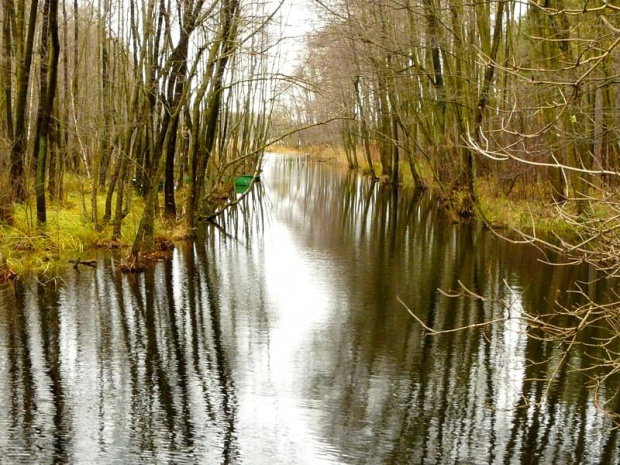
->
1, 155, 618, 464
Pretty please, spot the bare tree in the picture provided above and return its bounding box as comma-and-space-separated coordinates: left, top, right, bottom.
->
33, 0, 60, 224
9, 0, 39, 203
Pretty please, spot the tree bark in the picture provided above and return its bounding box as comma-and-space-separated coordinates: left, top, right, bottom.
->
34, 0, 60, 224
10, 0, 39, 202
186, 0, 240, 231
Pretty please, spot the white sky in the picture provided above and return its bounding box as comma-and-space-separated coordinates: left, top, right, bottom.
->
275, 0, 317, 73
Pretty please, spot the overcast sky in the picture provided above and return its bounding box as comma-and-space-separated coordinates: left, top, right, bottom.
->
275, 0, 317, 73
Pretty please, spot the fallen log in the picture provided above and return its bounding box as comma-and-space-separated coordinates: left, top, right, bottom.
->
70, 258, 98, 269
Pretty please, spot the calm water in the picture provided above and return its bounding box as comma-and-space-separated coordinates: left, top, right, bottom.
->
0, 155, 619, 464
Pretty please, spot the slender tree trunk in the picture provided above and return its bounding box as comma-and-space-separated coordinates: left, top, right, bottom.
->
423, 0, 445, 129
34, 0, 60, 224
103, 145, 120, 222
1, 0, 16, 223
186, 0, 240, 232
377, 68, 393, 179
71, 0, 78, 170
2, 0, 15, 143
10, 0, 39, 202
55, 0, 70, 199
164, 41, 189, 217
354, 77, 377, 179
98, 42, 112, 189
464, 0, 505, 214
392, 111, 400, 185
47, 113, 59, 200
175, 113, 191, 189
112, 154, 129, 240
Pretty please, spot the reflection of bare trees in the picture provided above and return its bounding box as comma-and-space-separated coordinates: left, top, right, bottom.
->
3, 283, 38, 461
192, 241, 239, 462
259, 157, 619, 462
0, 248, 243, 462
36, 280, 69, 464
1, 157, 620, 462
210, 181, 271, 247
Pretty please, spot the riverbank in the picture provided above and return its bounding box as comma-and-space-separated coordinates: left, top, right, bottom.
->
269, 143, 575, 238
0, 176, 189, 281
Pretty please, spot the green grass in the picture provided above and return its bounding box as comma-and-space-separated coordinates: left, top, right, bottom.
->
0, 177, 182, 279
474, 177, 583, 244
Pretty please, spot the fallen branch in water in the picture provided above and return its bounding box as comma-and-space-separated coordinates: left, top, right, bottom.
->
119, 259, 146, 273
70, 258, 97, 269
397, 296, 507, 335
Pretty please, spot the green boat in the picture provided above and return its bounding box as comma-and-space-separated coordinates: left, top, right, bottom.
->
234, 174, 260, 194
234, 175, 255, 187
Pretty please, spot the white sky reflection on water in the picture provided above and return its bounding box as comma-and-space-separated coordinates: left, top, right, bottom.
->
258, 218, 338, 462
224, 194, 342, 463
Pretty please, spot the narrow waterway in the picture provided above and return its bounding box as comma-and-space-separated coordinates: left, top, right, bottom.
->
0, 154, 618, 464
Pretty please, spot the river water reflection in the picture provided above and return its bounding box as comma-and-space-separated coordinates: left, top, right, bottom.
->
1, 154, 619, 464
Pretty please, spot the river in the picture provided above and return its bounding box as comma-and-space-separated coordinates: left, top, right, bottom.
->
0, 154, 618, 464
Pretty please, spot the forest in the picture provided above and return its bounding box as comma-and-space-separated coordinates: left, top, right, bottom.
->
288, 0, 618, 215
1, 0, 282, 271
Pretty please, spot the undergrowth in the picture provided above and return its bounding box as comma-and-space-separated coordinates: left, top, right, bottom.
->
0, 177, 182, 279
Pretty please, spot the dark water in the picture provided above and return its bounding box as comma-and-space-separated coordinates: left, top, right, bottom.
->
1, 155, 619, 464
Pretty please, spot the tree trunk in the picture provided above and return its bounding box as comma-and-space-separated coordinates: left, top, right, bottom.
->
2, 0, 15, 144
354, 77, 377, 179
103, 147, 120, 222
163, 41, 189, 217
34, 0, 60, 225
186, 0, 240, 231
10, 0, 39, 202
423, 0, 445, 130
467, 0, 505, 214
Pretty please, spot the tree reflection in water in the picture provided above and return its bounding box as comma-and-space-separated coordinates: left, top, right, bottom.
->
0, 155, 618, 464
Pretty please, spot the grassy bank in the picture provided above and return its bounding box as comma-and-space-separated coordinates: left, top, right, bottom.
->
0, 176, 188, 281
